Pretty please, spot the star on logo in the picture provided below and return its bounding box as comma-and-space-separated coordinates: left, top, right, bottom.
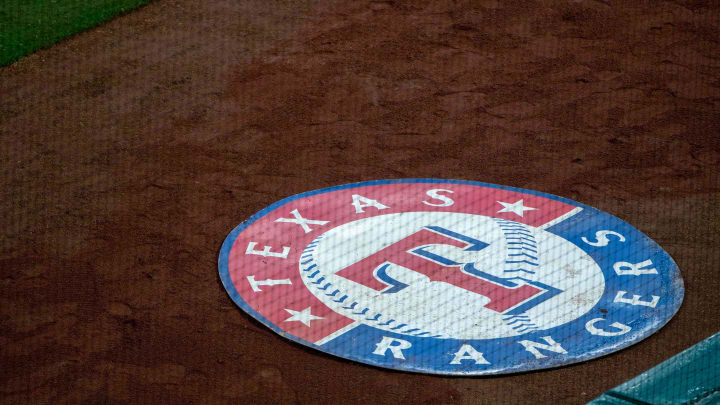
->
497, 199, 537, 217
283, 307, 323, 327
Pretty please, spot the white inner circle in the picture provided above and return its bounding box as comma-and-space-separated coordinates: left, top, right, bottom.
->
300, 212, 604, 339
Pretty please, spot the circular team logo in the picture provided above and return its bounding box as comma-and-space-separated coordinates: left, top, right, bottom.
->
218, 179, 684, 375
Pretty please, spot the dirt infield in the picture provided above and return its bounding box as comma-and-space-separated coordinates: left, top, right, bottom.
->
1, 0, 718, 403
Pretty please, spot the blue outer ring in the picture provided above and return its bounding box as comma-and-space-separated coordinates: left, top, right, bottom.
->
218, 179, 684, 375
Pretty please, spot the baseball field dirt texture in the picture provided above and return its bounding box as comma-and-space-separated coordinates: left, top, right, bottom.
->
1, 0, 719, 404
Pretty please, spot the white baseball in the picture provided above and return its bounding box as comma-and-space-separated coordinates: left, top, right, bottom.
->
300, 212, 604, 340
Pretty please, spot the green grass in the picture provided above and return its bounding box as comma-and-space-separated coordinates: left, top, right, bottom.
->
0, 0, 151, 66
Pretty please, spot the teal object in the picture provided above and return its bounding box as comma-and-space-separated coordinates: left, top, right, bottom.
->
588, 332, 720, 405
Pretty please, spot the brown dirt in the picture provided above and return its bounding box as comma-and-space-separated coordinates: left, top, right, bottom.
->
1, 0, 719, 403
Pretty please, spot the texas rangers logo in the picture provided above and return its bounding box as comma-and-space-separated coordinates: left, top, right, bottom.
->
219, 180, 684, 375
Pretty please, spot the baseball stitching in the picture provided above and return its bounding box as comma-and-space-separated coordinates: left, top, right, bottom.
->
300, 218, 544, 338
493, 218, 540, 333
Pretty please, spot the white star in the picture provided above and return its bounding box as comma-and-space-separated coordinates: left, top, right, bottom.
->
497, 199, 537, 217
283, 307, 323, 327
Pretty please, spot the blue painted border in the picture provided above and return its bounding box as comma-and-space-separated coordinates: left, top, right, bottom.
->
218, 179, 684, 375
